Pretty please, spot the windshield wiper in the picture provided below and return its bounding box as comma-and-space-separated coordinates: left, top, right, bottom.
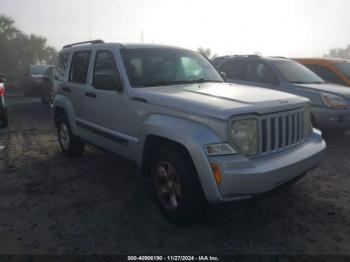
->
309, 81, 325, 84
290, 81, 308, 84
141, 80, 190, 87
141, 79, 222, 87
291, 80, 325, 84
186, 78, 223, 84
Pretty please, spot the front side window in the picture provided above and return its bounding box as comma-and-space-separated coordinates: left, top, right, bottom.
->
246, 61, 278, 84
272, 60, 325, 84
306, 64, 347, 86
121, 48, 223, 87
335, 63, 350, 80
93, 50, 119, 80
220, 60, 248, 80
69, 51, 92, 84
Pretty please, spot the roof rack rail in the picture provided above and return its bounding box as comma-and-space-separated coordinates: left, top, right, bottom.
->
270, 56, 287, 59
233, 54, 261, 58
63, 40, 105, 49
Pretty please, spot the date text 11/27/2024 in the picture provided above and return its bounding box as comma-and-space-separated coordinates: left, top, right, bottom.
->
127, 256, 220, 261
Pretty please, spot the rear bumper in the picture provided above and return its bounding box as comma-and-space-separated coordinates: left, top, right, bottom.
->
204, 129, 326, 204
312, 107, 350, 131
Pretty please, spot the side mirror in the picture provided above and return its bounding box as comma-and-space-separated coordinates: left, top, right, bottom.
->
220, 71, 227, 81
92, 74, 123, 92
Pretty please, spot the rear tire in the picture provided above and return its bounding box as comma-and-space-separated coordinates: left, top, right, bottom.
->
56, 113, 85, 157
151, 146, 207, 225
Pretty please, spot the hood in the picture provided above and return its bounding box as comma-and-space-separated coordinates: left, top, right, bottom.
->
295, 82, 350, 99
133, 83, 308, 120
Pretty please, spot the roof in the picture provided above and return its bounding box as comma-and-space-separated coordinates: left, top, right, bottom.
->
61, 39, 191, 52
117, 43, 189, 50
213, 55, 291, 62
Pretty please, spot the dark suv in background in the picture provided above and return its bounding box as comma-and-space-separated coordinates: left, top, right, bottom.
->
0, 74, 8, 127
212, 55, 350, 132
39, 66, 55, 104
22, 64, 53, 96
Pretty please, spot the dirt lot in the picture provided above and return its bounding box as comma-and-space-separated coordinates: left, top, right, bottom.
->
0, 92, 349, 255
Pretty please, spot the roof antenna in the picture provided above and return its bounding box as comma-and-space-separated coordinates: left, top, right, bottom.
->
87, 0, 92, 40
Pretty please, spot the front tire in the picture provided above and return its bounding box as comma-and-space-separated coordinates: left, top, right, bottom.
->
151, 146, 207, 225
57, 113, 85, 157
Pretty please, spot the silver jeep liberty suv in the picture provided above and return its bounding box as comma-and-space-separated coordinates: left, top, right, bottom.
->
53, 40, 326, 224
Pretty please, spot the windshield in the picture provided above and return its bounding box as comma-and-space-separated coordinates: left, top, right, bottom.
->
335, 63, 350, 79
272, 60, 325, 84
121, 48, 224, 87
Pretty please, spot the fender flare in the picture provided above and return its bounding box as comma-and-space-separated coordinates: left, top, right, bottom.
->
136, 114, 224, 202
53, 95, 78, 135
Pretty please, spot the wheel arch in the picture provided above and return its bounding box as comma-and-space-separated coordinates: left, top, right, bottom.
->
136, 114, 224, 203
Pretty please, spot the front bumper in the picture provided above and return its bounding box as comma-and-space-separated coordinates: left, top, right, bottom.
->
312, 106, 350, 131
202, 129, 325, 204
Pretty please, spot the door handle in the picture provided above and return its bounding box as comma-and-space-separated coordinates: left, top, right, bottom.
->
85, 91, 97, 98
62, 86, 71, 92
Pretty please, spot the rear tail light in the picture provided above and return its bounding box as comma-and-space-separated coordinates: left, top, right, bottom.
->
0, 83, 5, 96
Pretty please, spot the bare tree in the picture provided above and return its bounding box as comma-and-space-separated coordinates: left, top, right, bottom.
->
197, 47, 218, 59
324, 45, 350, 59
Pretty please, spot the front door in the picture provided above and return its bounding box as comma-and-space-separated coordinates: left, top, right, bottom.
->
82, 49, 135, 159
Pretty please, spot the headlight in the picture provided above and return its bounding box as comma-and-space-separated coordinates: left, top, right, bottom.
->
321, 93, 348, 109
303, 107, 313, 136
230, 118, 258, 156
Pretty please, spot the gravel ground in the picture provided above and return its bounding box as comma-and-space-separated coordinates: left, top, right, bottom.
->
0, 93, 349, 255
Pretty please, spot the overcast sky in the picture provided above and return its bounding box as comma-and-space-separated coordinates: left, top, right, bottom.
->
1, 0, 350, 57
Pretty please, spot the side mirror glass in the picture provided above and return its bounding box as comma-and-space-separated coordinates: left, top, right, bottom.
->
93, 74, 123, 92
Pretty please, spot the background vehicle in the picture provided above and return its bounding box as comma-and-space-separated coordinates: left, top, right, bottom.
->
53, 41, 325, 224
39, 66, 55, 104
22, 64, 53, 96
294, 58, 350, 87
0, 74, 8, 127
213, 55, 350, 132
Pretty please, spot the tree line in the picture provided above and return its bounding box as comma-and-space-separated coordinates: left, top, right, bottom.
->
0, 14, 57, 82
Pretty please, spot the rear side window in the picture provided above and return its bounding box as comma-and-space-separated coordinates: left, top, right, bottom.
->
69, 51, 92, 84
220, 60, 248, 80
306, 64, 347, 86
55, 52, 70, 81
246, 61, 278, 84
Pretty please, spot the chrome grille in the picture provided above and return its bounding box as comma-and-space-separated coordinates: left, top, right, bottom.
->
258, 109, 305, 155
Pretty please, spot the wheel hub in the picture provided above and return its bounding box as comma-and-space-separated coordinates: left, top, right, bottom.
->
155, 161, 182, 211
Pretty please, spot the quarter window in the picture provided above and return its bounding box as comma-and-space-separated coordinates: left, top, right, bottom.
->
69, 51, 92, 84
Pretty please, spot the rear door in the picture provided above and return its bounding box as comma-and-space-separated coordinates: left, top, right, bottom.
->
66, 50, 92, 121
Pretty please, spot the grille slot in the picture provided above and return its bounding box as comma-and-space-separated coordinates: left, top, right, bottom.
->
259, 109, 305, 155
